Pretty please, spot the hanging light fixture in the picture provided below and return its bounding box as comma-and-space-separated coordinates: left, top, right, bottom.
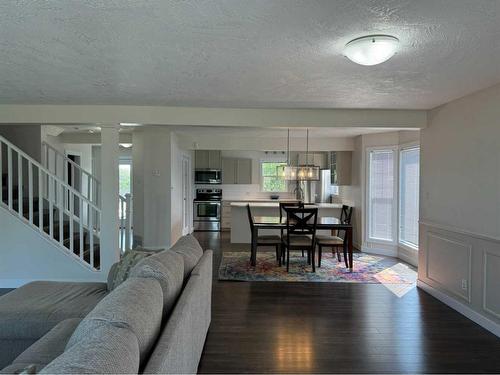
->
343, 35, 399, 66
296, 129, 320, 181
276, 129, 299, 180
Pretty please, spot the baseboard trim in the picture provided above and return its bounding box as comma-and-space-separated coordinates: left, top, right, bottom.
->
398, 246, 418, 267
417, 280, 500, 337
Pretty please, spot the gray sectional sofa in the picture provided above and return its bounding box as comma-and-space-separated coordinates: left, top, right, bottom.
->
0, 235, 212, 374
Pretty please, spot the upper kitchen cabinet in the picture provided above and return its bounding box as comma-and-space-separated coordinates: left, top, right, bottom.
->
330, 151, 352, 185
195, 150, 222, 169
236, 158, 252, 184
297, 152, 327, 169
222, 157, 252, 184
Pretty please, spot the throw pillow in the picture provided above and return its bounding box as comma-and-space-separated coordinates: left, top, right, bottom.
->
109, 249, 155, 290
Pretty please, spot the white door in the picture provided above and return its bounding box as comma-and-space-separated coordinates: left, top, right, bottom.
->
181, 155, 191, 235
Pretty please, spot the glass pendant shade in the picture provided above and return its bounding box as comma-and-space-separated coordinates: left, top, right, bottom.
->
296, 165, 320, 181
277, 165, 300, 180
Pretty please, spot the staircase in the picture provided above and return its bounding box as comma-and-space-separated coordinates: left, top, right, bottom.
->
0, 136, 101, 270
42, 141, 100, 206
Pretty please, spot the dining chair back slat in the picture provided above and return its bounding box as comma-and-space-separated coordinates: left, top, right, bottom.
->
284, 207, 318, 243
246, 204, 255, 232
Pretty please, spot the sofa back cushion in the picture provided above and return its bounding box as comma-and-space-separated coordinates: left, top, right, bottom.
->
41, 322, 139, 374
168, 235, 204, 279
67, 277, 163, 363
130, 251, 184, 318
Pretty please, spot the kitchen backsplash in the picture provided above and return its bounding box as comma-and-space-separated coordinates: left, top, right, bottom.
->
195, 184, 295, 201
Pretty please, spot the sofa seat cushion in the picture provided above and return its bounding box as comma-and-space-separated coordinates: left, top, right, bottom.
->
67, 277, 163, 363
40, 323, 140, 374
0, 319, 81, 374
130, 252, 184, 318
0, 281, 107, 340
168, 235, 204, 279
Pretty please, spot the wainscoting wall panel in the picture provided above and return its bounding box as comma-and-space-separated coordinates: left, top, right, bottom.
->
419, 221, 500, 337
426, 232, 471, 302
483, 251, 500, 319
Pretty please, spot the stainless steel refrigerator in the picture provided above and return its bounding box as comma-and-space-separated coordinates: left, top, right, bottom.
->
301, 169, 333, 203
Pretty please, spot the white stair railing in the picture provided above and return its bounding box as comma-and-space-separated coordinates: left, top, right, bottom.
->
42, 141, 100, 208
1, 135, 101, 270
119, 193, 132, 252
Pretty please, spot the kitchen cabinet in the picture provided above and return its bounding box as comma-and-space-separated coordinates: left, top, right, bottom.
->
236, 159, 252, 184
195, 150, 222, 169
221, 157, 252, 184
297, 152, 327, 168
221, 158, 236, 184
330, 151, 352, 185
221, 201, 232, 230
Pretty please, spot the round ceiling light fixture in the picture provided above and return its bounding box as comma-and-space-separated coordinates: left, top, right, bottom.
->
343, 35, 399, 66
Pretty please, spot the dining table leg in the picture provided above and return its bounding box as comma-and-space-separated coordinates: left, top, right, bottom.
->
250, 227, 257, 266
348, 226, 353, 271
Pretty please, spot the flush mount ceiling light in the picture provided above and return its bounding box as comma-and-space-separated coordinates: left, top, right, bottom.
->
343, 35, 399, 66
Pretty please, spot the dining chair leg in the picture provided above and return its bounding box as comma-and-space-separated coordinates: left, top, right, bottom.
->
336, 247, 341, 262
275, 245, 279, 263
277, 244, 282, 267
343, 242, 349, 268
311, 247, 316, 272
307, 249, 311, 265
302, 249, 304, 257
286, 248, 290, 272
318, 245, 322, 267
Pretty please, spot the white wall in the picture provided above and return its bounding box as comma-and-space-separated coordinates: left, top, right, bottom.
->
0, 124, 42, 162
0, 208, 104, 287
170, 133, 194, 245
180, 134, 355, 152
132, 127, 173, 249
419, 83, 500, 336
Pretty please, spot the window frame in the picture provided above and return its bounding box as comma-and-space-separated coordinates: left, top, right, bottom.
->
398, 143, 420, 250
260, 160, 288, 193
365, 146, 399, 246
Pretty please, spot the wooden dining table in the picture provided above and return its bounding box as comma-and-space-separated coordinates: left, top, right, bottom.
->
251, 216, 354, 271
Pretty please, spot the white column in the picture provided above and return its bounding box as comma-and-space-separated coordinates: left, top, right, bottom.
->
99, 125, 120, 275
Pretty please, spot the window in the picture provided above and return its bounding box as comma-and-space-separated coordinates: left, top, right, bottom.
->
399, 147, 420, 248
261, 162, 287, 192
119, 163, 131, 196
368, 149, 395, 242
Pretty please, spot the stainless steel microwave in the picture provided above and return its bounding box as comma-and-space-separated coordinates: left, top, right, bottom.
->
195, 169, 222, 184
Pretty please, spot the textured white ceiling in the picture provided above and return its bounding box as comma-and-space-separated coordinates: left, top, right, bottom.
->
1, 0, 499, 109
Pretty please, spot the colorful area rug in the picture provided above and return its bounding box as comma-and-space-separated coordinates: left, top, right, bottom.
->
218, 251, 417, 284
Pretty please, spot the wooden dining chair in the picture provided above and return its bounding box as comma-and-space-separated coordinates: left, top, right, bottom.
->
281, 207, 318, 272
316, 205, 353, 267
279, 201, 304, 262
247, 204, 282, 265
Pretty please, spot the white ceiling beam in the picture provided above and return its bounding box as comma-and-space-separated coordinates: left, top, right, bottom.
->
0, 105, 427, 128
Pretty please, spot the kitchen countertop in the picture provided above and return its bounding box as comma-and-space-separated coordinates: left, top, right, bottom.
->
230, 202, 343, 208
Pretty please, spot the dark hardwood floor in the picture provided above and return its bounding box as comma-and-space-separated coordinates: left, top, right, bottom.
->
195, 231, 500, 374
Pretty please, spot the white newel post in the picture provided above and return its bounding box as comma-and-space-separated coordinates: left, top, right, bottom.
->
125, 193, 132, 250
100, 125, 120, 276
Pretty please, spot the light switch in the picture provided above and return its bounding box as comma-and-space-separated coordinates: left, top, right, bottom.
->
152, 169, 160, 176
